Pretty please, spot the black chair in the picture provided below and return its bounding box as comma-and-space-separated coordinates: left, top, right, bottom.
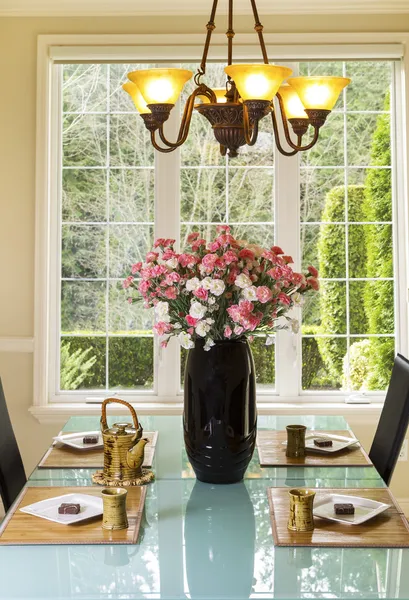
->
0, 378, 26, 512
369, 353, 409, 485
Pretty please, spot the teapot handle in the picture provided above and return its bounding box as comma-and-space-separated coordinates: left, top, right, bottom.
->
101, 398, 140, 431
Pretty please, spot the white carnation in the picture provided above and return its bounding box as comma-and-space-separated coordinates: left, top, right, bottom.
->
292, 292, 305, 307
208, 296, 216, 305
166, 257, 178, 269
242, 286, 257, 301
155, 301, 170, 322
235, 273, 252, 289
178, 331, 194, 349
209, 279, 225, 296
201, 277, 213, 290
190, 302, 207, 320
204, 338, 215, 351
186, 277, 200, 291
195, 320, 211, 337
290, 318, 300, 334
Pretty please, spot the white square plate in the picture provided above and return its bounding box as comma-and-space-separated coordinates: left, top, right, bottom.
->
20, 493, 103, 525
313, 493, 391, 525
282, 432, 359, 454
53, 431, 103, 450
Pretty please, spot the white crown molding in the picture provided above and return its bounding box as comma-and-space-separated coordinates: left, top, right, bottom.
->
1, 0, 409, 16
0, 337, 34, 353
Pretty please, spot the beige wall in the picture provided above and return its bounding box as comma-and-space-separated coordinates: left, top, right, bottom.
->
0, 14, 408, 500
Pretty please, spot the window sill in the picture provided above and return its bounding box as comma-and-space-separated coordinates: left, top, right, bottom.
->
29, 400, 384, 424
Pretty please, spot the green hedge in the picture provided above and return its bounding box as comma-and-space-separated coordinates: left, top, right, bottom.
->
317, 185, 366, 386
362, 93, 394, 390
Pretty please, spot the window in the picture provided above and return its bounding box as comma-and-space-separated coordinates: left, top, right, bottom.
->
34, 36, 409, 409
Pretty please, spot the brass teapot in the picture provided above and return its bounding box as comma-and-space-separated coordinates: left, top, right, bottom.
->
100, 398, 148, 482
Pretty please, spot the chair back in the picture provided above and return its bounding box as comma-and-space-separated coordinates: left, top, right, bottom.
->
369, 353, 409, 485
0, 378, 26, 511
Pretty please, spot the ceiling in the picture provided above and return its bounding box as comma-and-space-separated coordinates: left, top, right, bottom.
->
1, 0, 409, 16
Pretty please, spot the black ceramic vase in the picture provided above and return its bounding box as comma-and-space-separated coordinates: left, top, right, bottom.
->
183, 338, 257, 484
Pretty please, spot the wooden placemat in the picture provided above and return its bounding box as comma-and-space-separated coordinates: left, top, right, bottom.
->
257, 430, 372, 467
268, 487, 409, 548
38, 431, 158, 469
0, 486, 146, 546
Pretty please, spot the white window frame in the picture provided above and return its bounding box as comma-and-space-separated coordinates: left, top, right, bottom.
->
31, 32, 409, 422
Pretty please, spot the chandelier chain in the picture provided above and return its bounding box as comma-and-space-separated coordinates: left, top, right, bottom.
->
226, 0, 235, 66
197, 0, 219, 81
249, 0, 269, 64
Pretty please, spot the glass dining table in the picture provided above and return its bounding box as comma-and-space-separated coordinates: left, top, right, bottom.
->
1, 414, 408, 600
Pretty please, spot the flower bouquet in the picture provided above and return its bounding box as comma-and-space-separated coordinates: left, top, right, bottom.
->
124, 225, 319, 483
124, 225, 319, 350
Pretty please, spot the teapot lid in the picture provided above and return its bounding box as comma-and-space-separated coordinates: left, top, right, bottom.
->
106, 422, 136, 436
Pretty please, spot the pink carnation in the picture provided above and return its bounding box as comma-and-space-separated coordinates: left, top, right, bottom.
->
151, 264, 168, 277
208, 241, 221, 252
193, 287, 209, 301
223, 250, 238, 264
216, 225, 231, 234
131, 262, 142, 274
234, 325, 244, 335
278, 292, 291, 306
164, 238, 176, 247
202, 253, 218, 270
272, 245, 284, 255
308, 265, 319, 278
224, 325, 232, 338
309, 277, 320, 291
187, 232, 200, 243
146, 251, 159, 263
138, 280, 150, 295
186, 315, 199, 327
267, 267, 283, 280
292, 272, 306, 286
165, 272, 181, 285
239, 300, 254, 315
282, 255, 294, 264
154, 238, 166, 248
178, 253, 195, 268
161, 340, 169, 348
153, 321, 172, 336
239, 248, 255, 261
256, 286, 273, 304
122, 276, 134, 289
227, 305, 241, 322
164, 287, 177, 299
192, 238, 206, 251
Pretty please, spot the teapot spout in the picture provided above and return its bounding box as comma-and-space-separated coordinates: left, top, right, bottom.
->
126, 438, 149, 471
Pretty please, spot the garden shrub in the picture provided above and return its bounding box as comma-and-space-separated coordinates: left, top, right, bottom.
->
343, 339, 371, 390
60, 341, 97, 390
363, 93, 394, 390
301, 325, 329, 389
317, 185, 366, 386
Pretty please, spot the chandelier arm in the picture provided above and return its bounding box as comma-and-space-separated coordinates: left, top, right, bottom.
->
198, 0, 219, 77
249, 0, 269, 64
276, 92, 320, 151
270, 110, 299, 157
150, 131, 178, 153
243, 104, 260, 146
156, 86, 217, 149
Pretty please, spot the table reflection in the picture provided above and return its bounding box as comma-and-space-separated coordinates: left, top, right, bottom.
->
184, 481, 255, 599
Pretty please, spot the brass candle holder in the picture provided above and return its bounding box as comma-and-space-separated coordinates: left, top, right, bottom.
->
287, 488, 315, 532
102, 488, 129, 531
286, 424, 307, 458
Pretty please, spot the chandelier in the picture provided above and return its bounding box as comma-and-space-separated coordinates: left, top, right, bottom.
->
122, 0, 351, 158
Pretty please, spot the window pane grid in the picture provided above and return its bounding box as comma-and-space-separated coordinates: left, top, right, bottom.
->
60, 63, 154, 392
300, 59, 395, 393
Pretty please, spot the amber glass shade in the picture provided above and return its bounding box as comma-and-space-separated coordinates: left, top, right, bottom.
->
224, 64, 292, 101
277, 84, 307, 119
128, 68, 193, 105
288, 76, 351, 110
122, 82, 151, 114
